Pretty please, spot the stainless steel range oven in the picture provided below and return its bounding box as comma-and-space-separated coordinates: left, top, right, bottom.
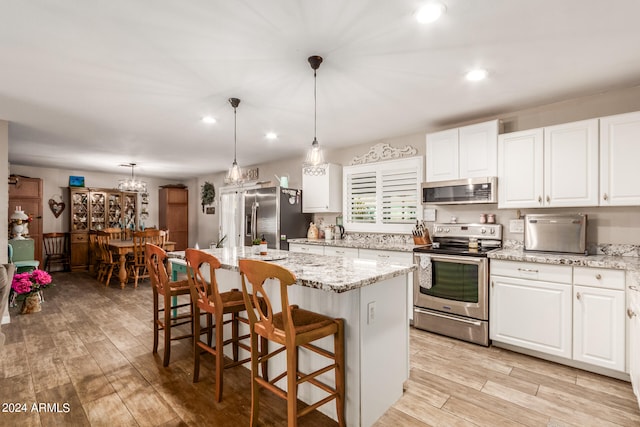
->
413, 223, 502, 346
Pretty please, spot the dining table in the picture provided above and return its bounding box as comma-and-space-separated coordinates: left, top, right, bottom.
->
108, 239, 176, 288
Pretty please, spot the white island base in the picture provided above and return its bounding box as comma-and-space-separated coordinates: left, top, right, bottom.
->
175, 260, 410, 427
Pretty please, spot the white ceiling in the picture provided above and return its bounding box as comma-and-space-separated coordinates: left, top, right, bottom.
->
2, 1, 640, 180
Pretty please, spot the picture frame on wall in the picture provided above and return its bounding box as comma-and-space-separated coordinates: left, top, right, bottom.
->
69, 176, 85, 187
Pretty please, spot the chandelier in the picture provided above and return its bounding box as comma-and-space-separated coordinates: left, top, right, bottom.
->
118, 163, 147, 192
303, 55, 328, 176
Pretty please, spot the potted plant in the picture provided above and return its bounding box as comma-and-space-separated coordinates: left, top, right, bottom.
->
252, 238, 261, 254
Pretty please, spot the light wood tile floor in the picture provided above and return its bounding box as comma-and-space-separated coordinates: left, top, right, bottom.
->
1, 272, 639, 426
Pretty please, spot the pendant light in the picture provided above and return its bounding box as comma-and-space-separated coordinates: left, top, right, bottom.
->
303, 55, 327, 175
226, 97, 243, 184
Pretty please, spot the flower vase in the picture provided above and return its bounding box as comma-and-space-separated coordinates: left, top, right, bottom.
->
20, 293, 42, 314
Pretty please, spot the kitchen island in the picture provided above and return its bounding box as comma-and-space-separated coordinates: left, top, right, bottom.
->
168, 246, 416, 427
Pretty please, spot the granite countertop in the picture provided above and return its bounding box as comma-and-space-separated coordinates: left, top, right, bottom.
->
287, 237, 421, 253
168, 246, 416, 294
488, 248, 640, 291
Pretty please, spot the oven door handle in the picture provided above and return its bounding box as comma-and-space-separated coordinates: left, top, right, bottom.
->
425, 254, 486, 266
414, 307, 483, 326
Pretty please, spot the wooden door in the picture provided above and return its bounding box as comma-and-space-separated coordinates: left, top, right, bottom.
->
159, 187, 188, 250
8, 176, 43, 264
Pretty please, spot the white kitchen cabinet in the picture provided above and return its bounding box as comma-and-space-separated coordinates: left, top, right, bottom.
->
324, 246, 359, 258
573, 267, 626, 372
302, 163, 342, 213
628, 285, 640, 406
497, 119, 598, 208
544, 119, 599, 207
497, 128, 544, 208
600, 111, 640, 206
490, 261, 573, 358
288, 243, 324, 255
426, 120, 498, 182
359, 249, 415, 322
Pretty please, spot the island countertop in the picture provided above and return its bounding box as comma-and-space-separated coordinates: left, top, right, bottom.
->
168, 246, 416, 293
287, 237, 420, 252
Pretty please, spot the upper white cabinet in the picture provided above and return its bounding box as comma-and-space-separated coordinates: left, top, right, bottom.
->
600, 111, 640, 206
498, 119, 599, 208
544, 119, 599, 207
498, 128, 544, 208
302, 163, 342, 213
426, 120, 498, 182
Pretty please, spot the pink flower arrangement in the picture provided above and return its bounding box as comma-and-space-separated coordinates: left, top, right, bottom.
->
11, 270, 54, 295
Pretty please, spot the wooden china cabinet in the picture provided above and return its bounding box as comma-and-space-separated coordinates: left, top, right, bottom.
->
69, 187, 137, 270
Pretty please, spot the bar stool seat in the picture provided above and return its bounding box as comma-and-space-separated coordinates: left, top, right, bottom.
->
239, 259, 345, 427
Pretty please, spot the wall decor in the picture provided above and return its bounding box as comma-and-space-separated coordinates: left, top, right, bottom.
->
206, 207, 215, 215
201, 181, 215, 213
350, 143, 417, 165
69, 175, 85, 187
48, 195, 65, 218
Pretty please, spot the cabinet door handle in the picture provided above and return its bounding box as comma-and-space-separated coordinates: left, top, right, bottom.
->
595, 274, 602, 280
576, 292, 581, 300
491, 281, 494, 288
630, 285, 640, 292
628, 308, 636, 319
546, 195, 550, 203
603, 193, 608, 201
538, 196, 542, 204
517, 268, 538, 273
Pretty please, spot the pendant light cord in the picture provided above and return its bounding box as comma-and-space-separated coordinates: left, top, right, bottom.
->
314, 68, 317, 141
233, 105, 237, 162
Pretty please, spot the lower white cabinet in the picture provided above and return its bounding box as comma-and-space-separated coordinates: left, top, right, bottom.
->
628, 286, 640, 405
324, 246, 359, 258
491, 260, 627, 375
288, 243, 325, 255
490, 263, 572, 358
573, 267, 626, 372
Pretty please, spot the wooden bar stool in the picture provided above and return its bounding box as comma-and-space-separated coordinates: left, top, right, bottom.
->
185, 248, 267, 402
239, 259, 345, 427
146, 243, 193, 367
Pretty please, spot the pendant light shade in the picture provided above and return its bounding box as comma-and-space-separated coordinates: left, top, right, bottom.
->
303, 55, 327, 175
226, 97, 243, 184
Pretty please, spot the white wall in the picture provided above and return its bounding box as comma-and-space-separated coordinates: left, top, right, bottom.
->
1, 120, 8, 264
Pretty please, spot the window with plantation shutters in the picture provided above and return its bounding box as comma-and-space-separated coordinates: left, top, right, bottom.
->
343, 156, 423, 233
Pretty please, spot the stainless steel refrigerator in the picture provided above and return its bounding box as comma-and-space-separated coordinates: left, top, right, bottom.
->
243, 187, 312, 250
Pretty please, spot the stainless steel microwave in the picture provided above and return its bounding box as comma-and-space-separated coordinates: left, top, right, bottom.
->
422, 177, 498, 205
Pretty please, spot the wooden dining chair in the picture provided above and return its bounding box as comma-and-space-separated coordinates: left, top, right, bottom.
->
128, 229, 163, 288
146, 243, 193, 367
239, 259, 345, 427
96, 231, 118, 285
185, 248, 267, 402
42, 232, 71, 272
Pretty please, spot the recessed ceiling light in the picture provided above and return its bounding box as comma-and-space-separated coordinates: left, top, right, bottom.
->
265, 132, 278, 140
415, 3, 446, 24
465, 68, 488, 81
201, 116, 216, 124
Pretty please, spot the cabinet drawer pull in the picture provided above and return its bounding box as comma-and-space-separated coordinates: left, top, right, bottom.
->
595, 274, 602, 280
603, 193, 608, 201
630, 285, 640, 292
378, 254, 389, 258
335, 250, 344, 254
628, 308, 637, 319
517, 268, 538, 273
576, 292, 581, 300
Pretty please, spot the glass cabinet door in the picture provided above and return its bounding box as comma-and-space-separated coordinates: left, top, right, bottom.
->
71, 191, 89, 231
90, 192, 106, 231
122, 192, 137, 230
108, 192, 123, 228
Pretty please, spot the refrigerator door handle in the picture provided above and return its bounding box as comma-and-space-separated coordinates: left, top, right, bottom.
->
251, 201, 258, 240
